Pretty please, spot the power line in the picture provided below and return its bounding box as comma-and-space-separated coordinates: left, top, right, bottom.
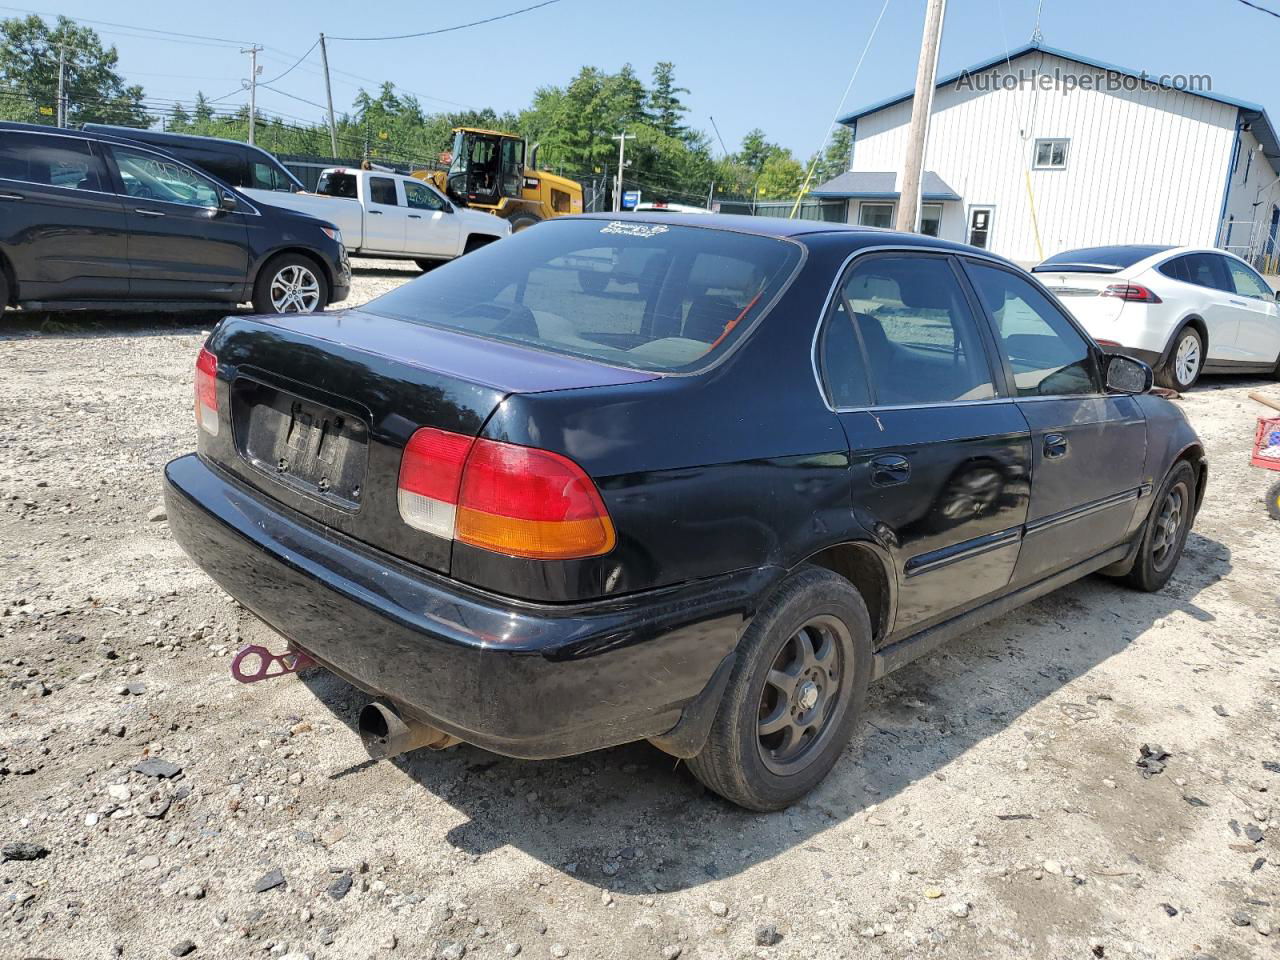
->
0, 4, 249, 44
259, 38, 318, 86
1234, 0, 1280, 16
327, 0, 562, 41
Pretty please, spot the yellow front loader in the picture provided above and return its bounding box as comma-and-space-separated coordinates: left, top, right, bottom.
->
413, 127, 582, 231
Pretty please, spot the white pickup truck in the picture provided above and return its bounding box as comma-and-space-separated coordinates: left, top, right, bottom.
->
250, 168, 510, 269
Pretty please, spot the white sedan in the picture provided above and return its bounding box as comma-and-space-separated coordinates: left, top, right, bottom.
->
1032, 245, 1280, 389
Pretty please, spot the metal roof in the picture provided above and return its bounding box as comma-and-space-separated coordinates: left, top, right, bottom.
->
837, 42, 1280, 162
810, 170, 960, 201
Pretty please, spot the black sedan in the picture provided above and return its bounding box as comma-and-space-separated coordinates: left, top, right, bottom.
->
165, 214, 1206, 810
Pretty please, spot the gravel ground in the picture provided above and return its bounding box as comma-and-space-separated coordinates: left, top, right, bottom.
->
2, 259, 1278, 960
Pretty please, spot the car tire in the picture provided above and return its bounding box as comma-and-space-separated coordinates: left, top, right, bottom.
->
1121, 460, 1196, 592
0, 263, 10, 310
687, 566, 872, 811
252, 253, 329, 315
1156, 326, 1203, 390
1267, 479, 1280, 522
509, 212, 543, 232
415, 258, 445, 272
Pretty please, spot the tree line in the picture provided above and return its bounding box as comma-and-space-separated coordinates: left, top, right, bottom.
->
0, 14, 853, 203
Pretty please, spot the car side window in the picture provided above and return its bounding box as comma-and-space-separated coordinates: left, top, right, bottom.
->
967, 262, 1097, 397
836, 254, 996, 406
369, 177, 399, 206
0, 132, 106, 191
1225, 258, 1273, 300
818, 300, 872, 407
1157, 256, 1192, 284
110, 146, 220, 208
404, 180, 445, 211
1187, 254, 1232, 291
252, 161, 289, 191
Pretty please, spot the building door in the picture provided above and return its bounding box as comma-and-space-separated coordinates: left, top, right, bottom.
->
1268, 206, 1280, 261
968, 207, 993, 249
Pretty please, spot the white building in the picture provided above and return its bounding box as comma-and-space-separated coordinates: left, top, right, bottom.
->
813, 43, 1280, 267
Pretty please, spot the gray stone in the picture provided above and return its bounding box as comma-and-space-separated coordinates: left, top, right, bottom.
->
754, 925, 781, 947
133, 758, 181, 779
2, 841, 50, 861
438, 944, 466, 960
254, 868, 286, 893
170, 939, 196, 957
327, 873, 352, 901
148, 505, 168, 523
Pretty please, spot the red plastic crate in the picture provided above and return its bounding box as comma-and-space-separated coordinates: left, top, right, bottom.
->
1251, 416, 1280, 471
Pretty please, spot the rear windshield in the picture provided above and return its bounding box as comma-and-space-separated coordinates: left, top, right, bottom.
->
363, 218, 803, 372
1032, 244, 1171, 273
316, 171, 358, 199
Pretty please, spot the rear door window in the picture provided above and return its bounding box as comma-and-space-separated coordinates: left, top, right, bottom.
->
369, 177, 399, 206
0, 132, 106, 191
1163, 253, 1232, 292
833, 254, 996, 405
365, 219, 802, 372
966, 262, 1097, 397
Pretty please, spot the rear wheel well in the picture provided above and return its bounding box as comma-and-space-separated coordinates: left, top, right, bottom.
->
1169, 316, 1207, 361
804, 543, 891, 644
463, 234, 499, 254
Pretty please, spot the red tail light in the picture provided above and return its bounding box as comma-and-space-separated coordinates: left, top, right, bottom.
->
195, 347, 219, 436
397, 427, 616, 560
1102, 283, 1162, 303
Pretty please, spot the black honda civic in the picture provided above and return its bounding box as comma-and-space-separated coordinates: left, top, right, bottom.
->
165, 213, 1206, 810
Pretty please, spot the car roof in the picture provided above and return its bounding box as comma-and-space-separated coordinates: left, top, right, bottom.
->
81, 123, 277, 157
0, 120, 203, 152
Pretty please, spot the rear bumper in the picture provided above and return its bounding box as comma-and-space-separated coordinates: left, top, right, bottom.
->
164, 454, 767, 759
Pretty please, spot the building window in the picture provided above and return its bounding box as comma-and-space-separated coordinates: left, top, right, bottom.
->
1033, 138, 1069, 169
920, 203, 943, 237
858, 202, 894, 228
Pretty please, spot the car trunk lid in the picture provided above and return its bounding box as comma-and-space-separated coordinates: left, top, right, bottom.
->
202, 308, 658, 575
1037, 271, 1128, 328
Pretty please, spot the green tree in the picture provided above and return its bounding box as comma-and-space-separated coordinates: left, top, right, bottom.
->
193, 91, 214, 125
167, 101, 190, 132
736, 128, 781, 175
0, 14, 147, 126
647, 62, 689, 140
755, 151, 806, 200
809, 125, 853, 185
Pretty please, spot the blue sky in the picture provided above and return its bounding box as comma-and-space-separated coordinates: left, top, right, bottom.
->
10, 0, 1277, 158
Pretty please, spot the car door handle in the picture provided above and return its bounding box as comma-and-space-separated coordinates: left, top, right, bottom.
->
1043, 433, 1069, 459
134, 209, 165, 218
0, 191, 24, 201
408, 214, 422, 219
369, 210, 383, 215
1228, 298, 1248, 306
871, 455, 911, 487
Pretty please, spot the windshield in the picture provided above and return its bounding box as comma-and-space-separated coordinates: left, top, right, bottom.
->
364, 219, 802, 372
1033, 244, 1172, 273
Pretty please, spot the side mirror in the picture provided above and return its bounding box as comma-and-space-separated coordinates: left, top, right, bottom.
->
1104, 353, 1153, 394
219, 190, 238, 212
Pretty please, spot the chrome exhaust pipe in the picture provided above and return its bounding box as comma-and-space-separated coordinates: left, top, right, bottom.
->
358, 701, 460, 760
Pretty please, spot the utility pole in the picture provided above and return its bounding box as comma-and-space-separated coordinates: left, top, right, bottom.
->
55, 42, 66, 127
611, 132, 634, 212
319, 33, 338, 159
706, 180, 715, 212
895, 0, 947, 233
241, 44, 263, 145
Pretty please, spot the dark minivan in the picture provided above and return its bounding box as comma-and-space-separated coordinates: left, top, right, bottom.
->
0, 122, 349, 314
82, 124, 304, 194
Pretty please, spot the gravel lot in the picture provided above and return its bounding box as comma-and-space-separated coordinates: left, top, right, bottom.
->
2, 258, 1278, 960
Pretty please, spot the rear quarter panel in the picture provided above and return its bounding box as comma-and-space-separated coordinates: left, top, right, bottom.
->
466, 237, 866, 603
